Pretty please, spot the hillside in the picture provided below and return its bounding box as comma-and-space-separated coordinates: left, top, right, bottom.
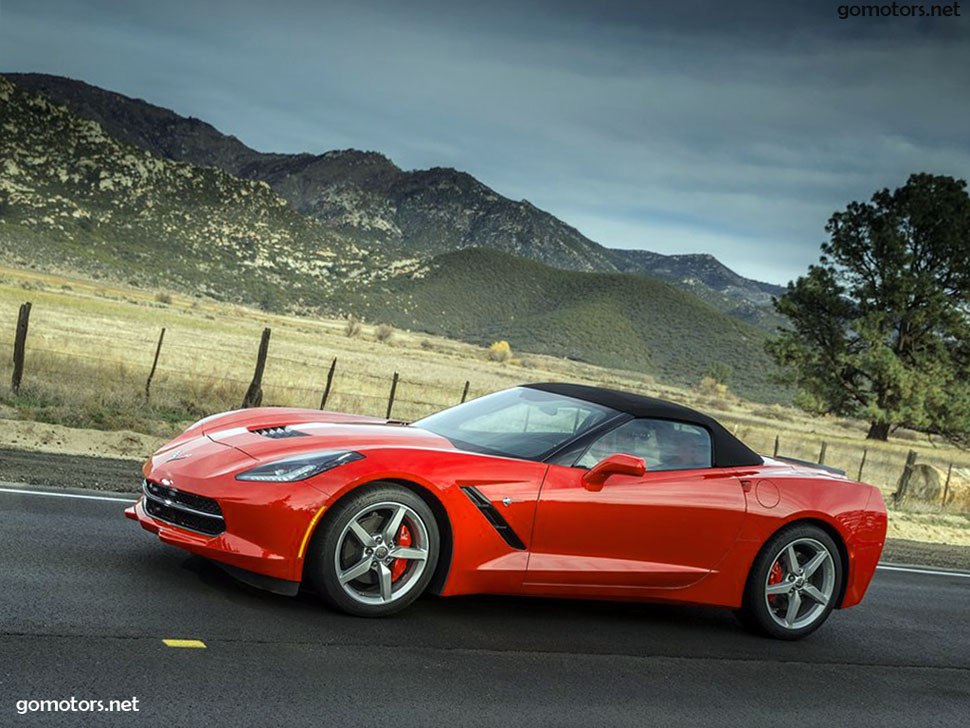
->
0, 75, 382, 310
348, 248, 786, 401
8, 72, 785, 325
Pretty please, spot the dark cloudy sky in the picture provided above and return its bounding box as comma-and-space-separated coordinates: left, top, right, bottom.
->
2, 0, 968, 283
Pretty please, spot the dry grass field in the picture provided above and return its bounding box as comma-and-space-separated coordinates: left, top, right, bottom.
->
1, 263, 969, 544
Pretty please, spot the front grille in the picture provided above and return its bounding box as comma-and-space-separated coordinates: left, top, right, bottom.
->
143, 480, 225, 536
251, 426, 309, 439
145, 480, 222, 515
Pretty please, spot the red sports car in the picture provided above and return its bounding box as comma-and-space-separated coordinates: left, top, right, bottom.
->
126, 383, 887, 639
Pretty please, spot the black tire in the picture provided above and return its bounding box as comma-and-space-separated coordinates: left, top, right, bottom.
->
307, 483, 440, 617
736, 523, 842, 640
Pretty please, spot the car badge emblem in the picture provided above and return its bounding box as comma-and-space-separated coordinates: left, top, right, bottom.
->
167, 449, 191, 462
502, 497, 513, 507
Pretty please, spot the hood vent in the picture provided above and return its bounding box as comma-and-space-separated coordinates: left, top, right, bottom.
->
251, 426, 310, 439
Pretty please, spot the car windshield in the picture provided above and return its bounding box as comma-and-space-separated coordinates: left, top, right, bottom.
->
413, 387, 619, 461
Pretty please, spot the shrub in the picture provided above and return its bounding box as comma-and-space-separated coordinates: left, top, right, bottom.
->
487, 340, 513, 362
345, 315, 362, 338
375, 323, 394, 343
704, 361, 733, 386
699, 376, 728, 397
155, 291, 173, 305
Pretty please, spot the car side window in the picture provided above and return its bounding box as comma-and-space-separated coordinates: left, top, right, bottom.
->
575, 418, 713, 471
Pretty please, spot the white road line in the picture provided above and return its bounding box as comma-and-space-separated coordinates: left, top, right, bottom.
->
0, 487, 136, 504
876, 564, 970, 579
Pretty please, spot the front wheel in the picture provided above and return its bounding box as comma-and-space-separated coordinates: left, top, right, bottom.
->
736, 524, 842, 640
308, 484, 440, 617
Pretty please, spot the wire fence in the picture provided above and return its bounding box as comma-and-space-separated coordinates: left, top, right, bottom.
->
1, 303, 477, 425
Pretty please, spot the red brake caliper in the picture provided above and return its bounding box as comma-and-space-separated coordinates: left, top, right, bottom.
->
390, 524, 411, 581
768, 561, 783, 604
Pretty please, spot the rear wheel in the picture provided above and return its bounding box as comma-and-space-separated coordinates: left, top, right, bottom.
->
736, 524, 842, 640
308, 484, 439, 617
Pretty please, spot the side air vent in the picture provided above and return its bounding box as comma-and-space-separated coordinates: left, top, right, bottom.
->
251, 426, 309, 439
460, 486, 526, 550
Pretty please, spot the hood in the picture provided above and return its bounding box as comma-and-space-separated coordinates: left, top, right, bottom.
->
202, 408, 455, 461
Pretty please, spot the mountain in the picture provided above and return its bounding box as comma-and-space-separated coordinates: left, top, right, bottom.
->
348, 248, 786, 401
0, 75, 379, 309
8, 73, 785, 325
0, 75, 786, 402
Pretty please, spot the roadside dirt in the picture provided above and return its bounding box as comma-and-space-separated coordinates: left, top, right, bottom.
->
0, 416, 163, 461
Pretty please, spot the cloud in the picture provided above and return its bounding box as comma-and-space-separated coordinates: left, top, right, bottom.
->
2, 0, 968, 283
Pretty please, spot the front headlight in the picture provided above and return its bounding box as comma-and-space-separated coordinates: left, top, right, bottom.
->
235, 451, 364, 482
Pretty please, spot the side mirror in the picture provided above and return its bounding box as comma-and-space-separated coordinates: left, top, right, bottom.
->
581, 453, 646, 491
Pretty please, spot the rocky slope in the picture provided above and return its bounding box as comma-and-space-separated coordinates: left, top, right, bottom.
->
0, 75, 380, 308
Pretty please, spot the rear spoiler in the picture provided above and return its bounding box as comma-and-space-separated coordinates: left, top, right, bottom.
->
775, 456, 846, 477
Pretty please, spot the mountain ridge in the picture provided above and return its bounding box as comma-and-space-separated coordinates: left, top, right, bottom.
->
7, 72, 785, 327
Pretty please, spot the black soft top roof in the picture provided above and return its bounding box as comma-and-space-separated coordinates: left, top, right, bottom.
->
523, 382, 764, 468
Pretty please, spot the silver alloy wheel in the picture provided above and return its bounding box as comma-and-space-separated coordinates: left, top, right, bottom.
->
763, 537, 836, 630
333, 501, 430, 606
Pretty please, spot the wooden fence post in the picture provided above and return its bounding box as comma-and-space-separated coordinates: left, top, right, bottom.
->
460, 380, 470, 404
386, 371, 399, 419
894, 449, 918, 506
857, 448, 867, 483
145, 327, 166, 401
773, 434, 779, 458
942, 463, 953, 508
818, 441, 827, 465
242, 328, 271, 408
319, 357, 337, 410
11, 302, 31, 394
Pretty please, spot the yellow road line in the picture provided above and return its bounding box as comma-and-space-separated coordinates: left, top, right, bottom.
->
298, 505, 327, 558
162, 639, 206, 648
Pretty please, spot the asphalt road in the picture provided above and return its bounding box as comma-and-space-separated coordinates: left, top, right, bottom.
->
1, 484, 968, 727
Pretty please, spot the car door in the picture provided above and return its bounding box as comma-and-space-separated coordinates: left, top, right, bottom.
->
524, 418, 747, 593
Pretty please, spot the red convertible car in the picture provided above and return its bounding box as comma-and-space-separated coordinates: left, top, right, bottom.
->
126, 383, 887, 639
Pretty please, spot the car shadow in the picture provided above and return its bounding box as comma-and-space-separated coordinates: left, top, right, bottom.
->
176, 553, 753, 645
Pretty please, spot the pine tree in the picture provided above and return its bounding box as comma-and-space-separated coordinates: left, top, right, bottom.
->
768, 174, 970, 443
